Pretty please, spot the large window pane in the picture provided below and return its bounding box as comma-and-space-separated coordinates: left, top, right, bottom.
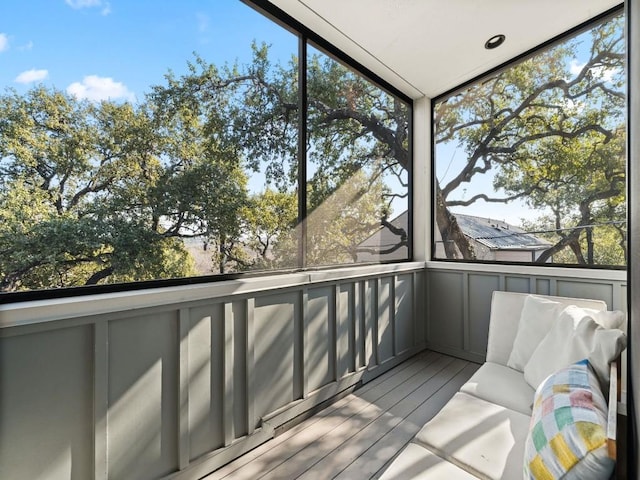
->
433, 12, 625, 267
0, 1, 413, 299
0, 1, 299, 293
306, 45, 410, 267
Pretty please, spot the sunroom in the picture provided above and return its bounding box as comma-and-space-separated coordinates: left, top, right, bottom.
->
0, 0, 638, 479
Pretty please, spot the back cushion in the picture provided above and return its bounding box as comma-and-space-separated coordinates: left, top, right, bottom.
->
486, 291, 607, 366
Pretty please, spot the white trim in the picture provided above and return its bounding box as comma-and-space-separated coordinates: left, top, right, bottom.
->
412, 97, 431, 262
0, 262, 424, 329
3, 259, 622, 330
426, 260, 626, 282
305, 262, 423, 283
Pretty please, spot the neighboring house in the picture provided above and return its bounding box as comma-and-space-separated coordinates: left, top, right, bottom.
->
434, 213, 552, 262
356, 211, 409, 262
357, 211, 551, 262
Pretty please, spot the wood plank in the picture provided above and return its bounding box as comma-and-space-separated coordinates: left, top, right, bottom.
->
205, 352, 478, 480
204, 351, 442, 480
278, 359, 472, 480
336, 363, 480, 479
246, 357, 464, 478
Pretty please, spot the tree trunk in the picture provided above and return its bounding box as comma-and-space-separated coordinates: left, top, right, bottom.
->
586, 227, 594, 264
536, 228, 583, 263
569, 238, 587, 264
219, 237, 226, 274
85, 266, 115, 285
435, 184, 475, 259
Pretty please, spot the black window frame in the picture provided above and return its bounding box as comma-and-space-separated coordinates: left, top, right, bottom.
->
1, 0, 414, 303
430, 4, 625, 271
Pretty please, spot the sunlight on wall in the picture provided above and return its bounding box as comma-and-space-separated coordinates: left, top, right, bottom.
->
36, 447, 71, 480
108, 360, 163, 478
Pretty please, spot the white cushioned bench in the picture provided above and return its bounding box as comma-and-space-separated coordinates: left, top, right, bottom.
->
380, 291, 625, 480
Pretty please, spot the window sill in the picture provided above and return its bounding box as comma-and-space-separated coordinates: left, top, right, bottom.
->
426, 260, 626, 282
0, 262, 425, 330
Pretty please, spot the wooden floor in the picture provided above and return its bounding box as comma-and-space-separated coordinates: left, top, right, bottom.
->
204, 351, 479, 480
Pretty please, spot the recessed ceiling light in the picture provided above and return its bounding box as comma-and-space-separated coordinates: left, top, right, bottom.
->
485, 34, 506, 50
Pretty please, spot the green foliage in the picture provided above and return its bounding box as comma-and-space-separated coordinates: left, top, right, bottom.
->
0, 12, 627, 294
240, 189, 298, 270
145, 44, 409, 271
307, 169, 391, 266
0, 41, 409, 292
0, 85, 235, 291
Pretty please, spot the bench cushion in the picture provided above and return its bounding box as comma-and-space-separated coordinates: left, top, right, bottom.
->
378, 443, 478, 480
460, 362, 535, 415
414, 392, 531, 480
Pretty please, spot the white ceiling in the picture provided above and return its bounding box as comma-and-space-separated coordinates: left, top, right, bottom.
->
268, 0, 622, 99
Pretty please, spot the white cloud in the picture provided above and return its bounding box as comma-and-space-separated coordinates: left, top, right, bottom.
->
67, 75, 135, 102
569, 59, 585, 76
65, 0, 100, 7
595, 66, 616, 83
18, 41, 34, 51
65, 0, 111, 15
15, 69, 49, 84
563, 97, 585, 113
569, 58, 617, 83
197, 13, 210, 33
0, 33, 9, 52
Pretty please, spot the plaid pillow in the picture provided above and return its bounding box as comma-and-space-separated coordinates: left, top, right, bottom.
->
523, 359, 614, 480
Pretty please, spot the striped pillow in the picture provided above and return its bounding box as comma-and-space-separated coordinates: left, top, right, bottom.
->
523, 359, 614, 480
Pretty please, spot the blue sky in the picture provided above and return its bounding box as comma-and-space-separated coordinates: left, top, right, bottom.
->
0, 0, 297, 102
0, 0, 300, 195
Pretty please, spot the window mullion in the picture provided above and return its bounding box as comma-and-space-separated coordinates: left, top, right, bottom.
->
298, 35, 308, 269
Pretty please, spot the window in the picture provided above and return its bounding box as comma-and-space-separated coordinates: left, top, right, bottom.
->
433, 11, 625, 267
0, 0, 411, 299
305, 45, 410, 267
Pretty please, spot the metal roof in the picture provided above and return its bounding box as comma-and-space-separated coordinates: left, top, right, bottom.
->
455, 214, 551, 250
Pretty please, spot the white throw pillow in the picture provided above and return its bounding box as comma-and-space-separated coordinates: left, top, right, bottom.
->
523, 305, 627, 390
507, 295, 563, 371
590, 308, 626, 330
